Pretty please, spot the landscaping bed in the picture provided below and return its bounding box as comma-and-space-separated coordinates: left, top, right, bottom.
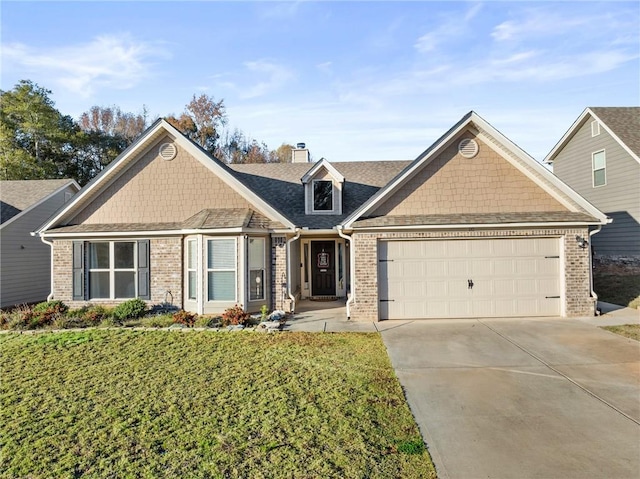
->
0, 329, 436, 478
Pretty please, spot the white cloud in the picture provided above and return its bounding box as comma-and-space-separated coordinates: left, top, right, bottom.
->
2, 35, 169, 98
219, 60, 295, 100
414, 3, 482, 53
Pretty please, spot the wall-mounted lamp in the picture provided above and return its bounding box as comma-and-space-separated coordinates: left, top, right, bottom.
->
575, 235, 588, 249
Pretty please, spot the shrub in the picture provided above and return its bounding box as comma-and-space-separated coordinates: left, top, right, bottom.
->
221, 305, 251, 327
1, 305, 33, 330
260, 304, 269, 321
172, 310, 197, 327
29, 301, 68, 328
139, 314, 175, 328
194, 315, 221, 328
113, 299, 147, 321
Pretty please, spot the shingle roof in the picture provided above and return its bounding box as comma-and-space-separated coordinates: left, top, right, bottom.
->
228, 161, 412, 229
1, 179, 75, 224
352, 211, 600, 228
590, 107, 640, 157
46, 208, 282, 234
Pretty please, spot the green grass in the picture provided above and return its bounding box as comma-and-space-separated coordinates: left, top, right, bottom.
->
602, 324, 640, 341
0, 330, 436, 479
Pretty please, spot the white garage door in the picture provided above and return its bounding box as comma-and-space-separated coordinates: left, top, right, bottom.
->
379, 238, 561, 319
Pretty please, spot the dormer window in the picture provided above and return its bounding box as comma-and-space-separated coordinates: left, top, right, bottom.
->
313, 180, 333, 211
302, 158, 344, 215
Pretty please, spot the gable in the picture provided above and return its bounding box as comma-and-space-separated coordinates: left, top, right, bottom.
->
69, 135, 252, 225
370, 132, 568, 217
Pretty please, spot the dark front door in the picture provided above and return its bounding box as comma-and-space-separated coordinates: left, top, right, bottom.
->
311, 241, 336, 296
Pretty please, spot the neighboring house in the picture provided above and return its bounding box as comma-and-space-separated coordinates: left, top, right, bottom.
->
35, 112, 607, 320
544, 107, 640, 259
1, 179, 80, 308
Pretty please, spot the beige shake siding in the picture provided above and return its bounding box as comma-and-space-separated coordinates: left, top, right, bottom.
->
71, 136, 251, 225
372, 134, 568, 217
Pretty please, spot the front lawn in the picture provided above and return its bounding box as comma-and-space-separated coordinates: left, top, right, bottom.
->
0, 330, 436, 478
602, 324, 640, 341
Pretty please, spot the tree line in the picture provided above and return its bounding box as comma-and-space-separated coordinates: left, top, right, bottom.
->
0, 80, 296, 185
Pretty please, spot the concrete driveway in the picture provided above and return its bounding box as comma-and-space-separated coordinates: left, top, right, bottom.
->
379, 318, 640, 479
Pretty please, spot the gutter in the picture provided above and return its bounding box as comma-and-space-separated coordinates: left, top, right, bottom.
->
588, 224, 604, 312
285, 229, 301, 313
32, 231, 55, 301
337, 226, 354, 320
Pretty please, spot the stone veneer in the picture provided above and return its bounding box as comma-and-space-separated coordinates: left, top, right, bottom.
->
349, 228, 594, 321
52, 237, 183, 309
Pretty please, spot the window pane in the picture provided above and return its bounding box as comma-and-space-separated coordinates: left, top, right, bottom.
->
593, 151, 605, 170
208, 271, 236, 301
89, 243, 110, 269
188, 240, 197, 269
249, 238, 264, 269
89, 272, 110, 298
250, 269, 264, 301
114, 242, 135, 269
188, 271, 197, 300
313, 181, 333, 211
594, 169, 606, 187
338, 243, 343, 283
208, 239, 235, 269
114, 272, 136, 298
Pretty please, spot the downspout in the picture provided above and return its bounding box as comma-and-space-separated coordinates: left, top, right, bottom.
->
286, 229, 301, 313
588, 224, 603, 312
337, 226, 354, 320
33, 232, 55, 301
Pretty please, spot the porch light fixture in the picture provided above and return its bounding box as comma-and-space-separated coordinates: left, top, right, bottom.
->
575, 235, 588, 248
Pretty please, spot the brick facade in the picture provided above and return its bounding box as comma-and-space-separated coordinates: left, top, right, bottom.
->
349, 227, 594, 321
52, 237, 183, 309
271, 235, 289, 311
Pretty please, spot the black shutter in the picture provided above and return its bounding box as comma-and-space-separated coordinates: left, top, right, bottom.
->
72, 241, 85, 300
137, 240, 150, 300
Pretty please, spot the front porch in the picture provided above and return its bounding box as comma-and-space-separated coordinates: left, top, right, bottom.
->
284, 298, 376, 332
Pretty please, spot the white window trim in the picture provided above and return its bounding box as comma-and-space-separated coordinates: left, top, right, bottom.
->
186, 238, 198, 301
591, 120, 600, 137
248, 237, 266, 302
88, 241, 137, 300
592, 149, 606, 188
206, 237, 237, 303
312, 179, 335, 213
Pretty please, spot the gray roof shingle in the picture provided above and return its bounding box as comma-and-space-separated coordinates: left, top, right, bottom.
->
228, 161, 412, 228
352, 211, 600, 228
1, 179, 74, 224
590, 107, 640, 157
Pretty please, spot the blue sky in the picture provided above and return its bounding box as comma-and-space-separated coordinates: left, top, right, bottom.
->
2, 1, 638, 163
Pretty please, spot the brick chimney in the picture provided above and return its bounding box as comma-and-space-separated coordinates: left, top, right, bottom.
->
292, 142, 309, 163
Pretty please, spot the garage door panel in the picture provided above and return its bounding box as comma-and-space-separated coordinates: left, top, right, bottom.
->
379, 238, 561, 320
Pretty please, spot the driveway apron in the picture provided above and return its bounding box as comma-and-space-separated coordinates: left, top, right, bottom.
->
380, 318, 640, 479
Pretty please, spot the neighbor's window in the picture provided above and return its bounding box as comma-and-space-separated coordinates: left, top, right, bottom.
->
313, 180, 333, 211
249, 238, 265, 301
88, 241, 136, 299
207, 239, 236, 301
187, 239, 197, 301
591, 120, 600, 137
592, 150, 606, 187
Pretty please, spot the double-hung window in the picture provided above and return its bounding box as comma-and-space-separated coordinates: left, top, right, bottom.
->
187, 239, 197, 301
207, 239, 236, 301
88, 242, 136, 299
592, 150, 606, 187
248, 238, 265, 301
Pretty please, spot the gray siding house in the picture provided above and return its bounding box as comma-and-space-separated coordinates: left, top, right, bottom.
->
545, 107, 640, 259
1, 179, 80, 308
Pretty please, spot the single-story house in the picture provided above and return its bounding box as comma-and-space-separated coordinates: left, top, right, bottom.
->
35, 112, 608, 320
1, 179, 80, 308
544, 107, 639, 259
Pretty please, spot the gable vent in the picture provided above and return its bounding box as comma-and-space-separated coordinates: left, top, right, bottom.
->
458, 138, 478, 158
159, 143, 177, 161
